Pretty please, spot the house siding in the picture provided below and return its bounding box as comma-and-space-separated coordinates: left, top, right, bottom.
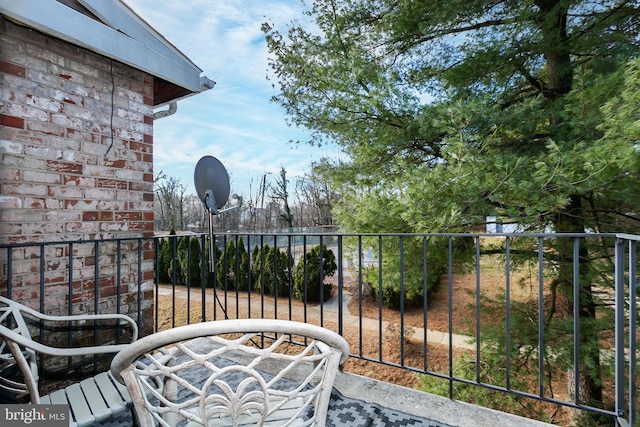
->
0, 16, 155, 334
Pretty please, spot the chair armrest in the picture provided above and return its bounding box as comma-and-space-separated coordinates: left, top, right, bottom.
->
33, 312, 138, 341
0, 324, 131, 358
4, 298, 138, 341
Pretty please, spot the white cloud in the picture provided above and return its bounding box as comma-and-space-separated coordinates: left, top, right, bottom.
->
122, 0, 339, 197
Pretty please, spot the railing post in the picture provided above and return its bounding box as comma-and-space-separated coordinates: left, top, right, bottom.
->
627, 239, 637, 427
537, 236, 545, 398
614, 236, 628, 426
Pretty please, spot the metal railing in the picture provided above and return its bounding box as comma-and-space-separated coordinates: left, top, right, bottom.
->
1, 232, 637, 425
615, 234, 638, 427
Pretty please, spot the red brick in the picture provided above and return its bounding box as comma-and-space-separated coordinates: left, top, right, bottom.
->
129, 181, 152, 192
65, 199, 96, 210
0, 60, 26, 77
104, 159, 127, 168
0, 114, 24, 128
46, 160, 83, 174
25, 120, 65, 136
99, 286, 117, 299
97, 178, 127, 189
67, 129, 99, 143
71, 290, 96, 304
98, 276, 115, 288
82, 211, 99, 221
25, 198, 46, 209
64, 175, 96, 187
25, 94, 63, 112
130, 221, 153, 231
116, 212, 142, 221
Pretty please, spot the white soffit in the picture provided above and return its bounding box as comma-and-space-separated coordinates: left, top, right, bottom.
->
0, 0, 212, 95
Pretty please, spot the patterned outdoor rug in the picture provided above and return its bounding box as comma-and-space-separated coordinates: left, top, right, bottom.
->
94, 388, 456, 427
325, 389, 456, 427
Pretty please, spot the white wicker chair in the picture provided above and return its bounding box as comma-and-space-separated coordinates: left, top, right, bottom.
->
0, 295, 138, 427
110, 319, 350, 427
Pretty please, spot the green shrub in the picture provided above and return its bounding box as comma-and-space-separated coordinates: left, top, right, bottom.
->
158, 228, 180, 284
216, 238, 251, 291
251, 245, 292, 297
364, 236, 472, 309
293, 243, 336, 302
157, 237, 171, 283
180, 236, 202, 287
174, 235, 190, 285
417, 352, 546, 421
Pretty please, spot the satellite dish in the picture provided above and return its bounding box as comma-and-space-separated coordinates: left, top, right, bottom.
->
194, 155, 231, 212
194, 155, 243, 275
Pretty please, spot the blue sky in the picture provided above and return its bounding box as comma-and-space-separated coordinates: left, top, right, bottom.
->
123, 0, 341, 200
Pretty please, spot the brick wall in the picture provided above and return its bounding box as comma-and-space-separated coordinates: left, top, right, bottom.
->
0, 17, 155, 336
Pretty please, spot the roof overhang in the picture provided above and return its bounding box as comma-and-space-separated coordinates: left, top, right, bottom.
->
0, 0, 215, 107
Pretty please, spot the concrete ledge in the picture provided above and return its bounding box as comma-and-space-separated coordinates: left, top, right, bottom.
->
334, 371, 557, 427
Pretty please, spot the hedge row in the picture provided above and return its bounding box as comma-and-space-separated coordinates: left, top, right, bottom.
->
156, 232, 336, 303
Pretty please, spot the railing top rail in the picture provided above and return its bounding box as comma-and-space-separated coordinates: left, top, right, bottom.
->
615, 233, 640, 242
199, 232, 621, 238
1, 232, 627, 249
0, 235, 155, 249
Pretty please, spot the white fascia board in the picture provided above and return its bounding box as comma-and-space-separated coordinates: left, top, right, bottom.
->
79, 0, 199, 73
0, 0, 208, 94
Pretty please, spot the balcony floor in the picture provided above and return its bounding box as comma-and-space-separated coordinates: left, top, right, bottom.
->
333, 371, 556, 427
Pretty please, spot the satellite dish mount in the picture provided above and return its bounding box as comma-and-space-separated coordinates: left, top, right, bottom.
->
194, 156, 243, 271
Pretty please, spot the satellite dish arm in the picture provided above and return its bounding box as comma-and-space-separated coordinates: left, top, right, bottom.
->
204, 191, 242, 215
218, 194, 243, 213
231, 194, 243, 209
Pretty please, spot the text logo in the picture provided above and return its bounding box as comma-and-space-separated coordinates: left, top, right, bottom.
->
1, 405, 68, 426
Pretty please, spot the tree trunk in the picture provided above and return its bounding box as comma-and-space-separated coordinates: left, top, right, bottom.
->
555, 198, 604, 425
535, 1, 605, 423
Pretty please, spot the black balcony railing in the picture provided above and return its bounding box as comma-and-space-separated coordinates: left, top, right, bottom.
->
1, 232, 637, 426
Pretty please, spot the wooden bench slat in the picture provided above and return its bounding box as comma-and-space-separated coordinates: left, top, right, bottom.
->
38, 371, 134, 427
93, 372, 129, 413
40, 392, 74, 426
65, 382, 96, 427
47, 388, 71, 404
78, 377, 111, 423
